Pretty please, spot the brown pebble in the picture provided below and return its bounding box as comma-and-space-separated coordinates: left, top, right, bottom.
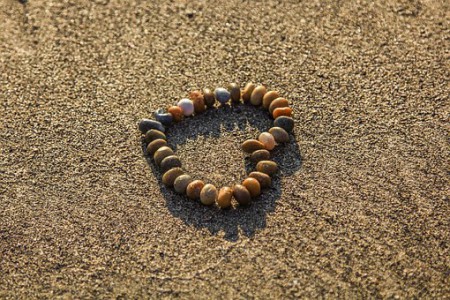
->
217, 187, 233, 209
258, 132, 276, 150
242, 178, 261, 197
250, 85, 267, 106
162, 167, 184, 187
233, 184, 252, 206
250, 149, 271, 163
168, 106, 183, 122
174, 174, 193, 194
269, 98, 289, 114
242, 83, 256, 103
269, 127, 289, 143
200, 184, 218, 205
273, 107, 292, 119
144, 129, 166, 143
242, 139, 266, 153
262, 91, 280, 109
256, 160, 278, 176
229, 83, 241, 103
186, 180, 205, 200
147, 139, 167, 155
160, 155, 182, 173
249, 171, 272, 189
203, 88, 215, 107
189, 90, 206, 114
153, 146, 174, 166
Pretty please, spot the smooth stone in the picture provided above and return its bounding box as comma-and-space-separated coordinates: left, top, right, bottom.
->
269, 98, 289, 114
242, 83, 256, 103
274, 116, 294, 132
262, 91, 280, 109
168, 106, 183, 122
153, 146, 174, 166
189, 90, 206, 114
228, 83, 241, 103
144, 129, 166, 143
273, 107, 292, 119
186, 180, 205, 200
174, 174, 193, 194
250, 149, 271, 163
217, 187, 233, 209
154, 109, 173, 126
256, 160, 278, 176
146, 139, 167, 155
233, 184, 252, 206
250, 85, 267, 106
177, 98, 195, 116
203, 88, 216, 107
249, 171, 272, 189
160, 155, 182, 173
258, 132, 276, 150
162, 167, 184, 187
214, 87, 231, 104
241, 139, 266, 153
242, 178, 261, 197
138, 119, 165, 133
200, 184, 218, 206
269, 127, 289, 143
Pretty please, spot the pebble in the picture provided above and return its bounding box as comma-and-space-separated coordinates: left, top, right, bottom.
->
228, 83, 241, 103
262, 91, 280, 109
273, 107, 292, 119
186, 180, 205, 200
147, 139, 167, 155
250, 149, 271, 163
174, 174, 193, 194
177, 98, 195, 116
189, 90, 206, 114
258, 132, 276, 150
162, 167, 184, 187
249, 171, 272, 188
138, 119, 165, 133
200, 184, 218, 205
269, 127, 289, 143
250, 85, 267, 106
256, 160, 278, 176
242, 178, 261, 197
203, 88, 216, 107
154, 109, 173, 126
268, 98, 289, 114
168, 106, 184, 122
233, 184, 252, 206
241, 139, 266, 153
214, 87, 231, 104
274, 116, 294, 132
160, 155, 182, 173
217, 187, 233, 209
242, 83, 256, 103
144, 129, 166, 143
153, 146, 174, 166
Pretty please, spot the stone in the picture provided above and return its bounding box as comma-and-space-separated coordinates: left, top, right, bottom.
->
249, 171, 272, 189
256, 160, 278, 176
153, 146, 174, 166
233, 184, 252, 205
228, 83, 241, 103
272, 107, 292, 119
250, 85, 267, 106
242, 83, 256, 103
138, 118, 165, 133
242, 178, 261, 197
262, 91, 280, 109
147, 139, 167, 155
160, 155, 182, 173
200, 184, 218, 205
274, 116, 294, 132
242, 139, 266, 153
162, 167, 184, 187
258, 132, 276, 150
269, 127, 289, 143
189, 90, 206, 114
203, 88, 215, 107
154, 109, 173, 125
250, 149, 271, 163
177, 98, 195, 116
174, 174, 193, 194
217, 187, 233, 209
168, 106, 183, 122
144, 129, 166, 143
186, 180, 205, 200
268, 98, 289, 114
214, 87, 231, 104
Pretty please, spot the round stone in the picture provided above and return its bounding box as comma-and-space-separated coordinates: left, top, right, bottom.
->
262, 91, 280, 109
228, 83, 241, 103
242, 83, 256, 103
160, 155, 182, 173
241, 139, 266, 153
250, 85, 267, 106
269, 98, 289, 114
138, 119, 165, 133
153, 146, 174, 166
144, 129, 166, 143
162, 167, 184, 187
249, 171, 272, 189
146, 139, 167, 155
250, 149, 271, 163
269, 127, 289, 143
186, 180, 205, 200
217, 187, 233, 209
214, 88, 231, 104
200, 184, 218, 205
256, 160, 278, 176
168, 106, 184, 122
273, 107, 292, 119
274, 116, 294, 132
154, 109, 173, 126
242, 178, 261, 197
189, 90, 206, 114
203, 88, 216, 107
177, 98, 195, 116
233, 184, 252, 206
258, 132, 276, 150
174, 174, 193, 194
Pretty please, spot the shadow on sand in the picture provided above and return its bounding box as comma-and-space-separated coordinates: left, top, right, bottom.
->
143, 104, 302, 241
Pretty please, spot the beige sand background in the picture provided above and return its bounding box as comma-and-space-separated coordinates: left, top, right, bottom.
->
1, 0, 449, 298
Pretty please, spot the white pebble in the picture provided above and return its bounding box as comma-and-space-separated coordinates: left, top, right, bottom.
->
177, 98, 194, 116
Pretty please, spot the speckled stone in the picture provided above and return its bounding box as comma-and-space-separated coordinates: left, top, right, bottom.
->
262, 91, 280, 109
269, 127, 290, 143
274, 116, 294, 132
242, 83, 256, 103
228, 83, 241, 103
162, 167, 184, 187
250, 149, 271, 163
242, 178, 261, 197
168, 106, 184, 122
144, 129, 166, 143
189, 90, 206, 114
258, 132, 276, 150
256, 160, 278, 176
203, 88, 215, 107
233, 184, 252, 206
249, 171, 272, 189
160, 155, 182, 173
154, 109, 173, 126
177, 98, 195, 116
242, 139, 266, 153
153, 146, 174, 166
138, 118, 165, 133
250, 85, 267, 106
217, 187, 233, 209
200, 184, 218, 205
146, 139, 167, 155
214, 87, 231, 104
268, 98, 289, 114
186, 180, 205, 200
173, 174, 193, 194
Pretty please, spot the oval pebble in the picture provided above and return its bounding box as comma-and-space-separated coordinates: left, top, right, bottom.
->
249, 171, 272, 189
228, 83, 241, 103
274, 116, 294, 132
262, 91, 280, 109
250, 149, 271, 163
138, 119, 165, 133
144, 129, 166, 143
214, 88, 231, 104
273, 107, 292, 119
269, 127, 289, 143
186, 180, 205, 200
154, 109, 173, 126
233, 184, 252, 206
256, 160, 278, 176
217, 187, 233, 209
200, 184, 218, 205
177, 98, 195, 116
203, 88, 216, 107
189, 90, 206, 114
147, 139, 167, 155
258, 132, 276, 150
168, 106, 183, 122
153, 146, 174, 166
160, 155, 182, 173
268, 98, 289, 114
242, 178, 261, 197
162, 167, 184, 187
242, 83, 256, 103
242, 139, 266, 153
250, 85, 267, 106
174, 174, 193, 194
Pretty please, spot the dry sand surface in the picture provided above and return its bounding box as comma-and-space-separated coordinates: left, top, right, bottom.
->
1, 0, 449, 298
